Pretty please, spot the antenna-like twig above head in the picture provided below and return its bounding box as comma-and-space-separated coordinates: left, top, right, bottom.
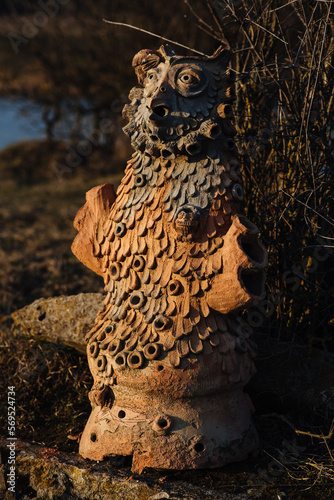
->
102, 20, 206, 56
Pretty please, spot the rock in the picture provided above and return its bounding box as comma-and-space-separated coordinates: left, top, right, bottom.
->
0, 437, 252, 500
12, 293, 105, 354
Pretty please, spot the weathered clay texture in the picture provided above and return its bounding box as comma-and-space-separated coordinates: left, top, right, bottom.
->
72, 45, 268, 473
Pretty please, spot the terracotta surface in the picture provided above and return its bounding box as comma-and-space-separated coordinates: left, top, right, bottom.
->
72, 45, 267, 473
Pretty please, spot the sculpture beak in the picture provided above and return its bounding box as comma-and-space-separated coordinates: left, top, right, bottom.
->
148, 93, 171, 122
147, 76, 172, 122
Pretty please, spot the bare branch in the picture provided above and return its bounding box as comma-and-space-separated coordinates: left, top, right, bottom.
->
102, 20, 206, 56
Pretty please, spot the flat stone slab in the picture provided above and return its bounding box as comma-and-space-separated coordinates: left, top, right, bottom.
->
0, 438, 253, 500
11, 293, 104, 354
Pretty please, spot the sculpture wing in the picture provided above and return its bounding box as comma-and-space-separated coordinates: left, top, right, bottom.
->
72, 183, 116, 276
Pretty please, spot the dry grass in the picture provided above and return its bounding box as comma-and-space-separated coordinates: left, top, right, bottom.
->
188, 0, 334, 350
0, 145, 124, 450
0, 324, 92, 452
0, 140, 123, 316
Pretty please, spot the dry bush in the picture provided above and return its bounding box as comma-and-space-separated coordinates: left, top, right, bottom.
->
185, 0, 334, 349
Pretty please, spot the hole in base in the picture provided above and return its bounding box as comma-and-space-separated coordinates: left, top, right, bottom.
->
118, 410, 126, 419
90, 432, 97, 442
194, 442, 205, 453
157, 418, 168, 429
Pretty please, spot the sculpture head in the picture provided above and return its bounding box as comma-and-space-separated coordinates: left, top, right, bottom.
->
122, 45, 235, 157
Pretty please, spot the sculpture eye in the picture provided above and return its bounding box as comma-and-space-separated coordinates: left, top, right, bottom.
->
146, 71, 157, 84
175, 65, 207, 96
179, 72, 200, 85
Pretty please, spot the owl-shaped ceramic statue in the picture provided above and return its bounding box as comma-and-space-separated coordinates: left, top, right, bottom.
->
72, 45, 268, 473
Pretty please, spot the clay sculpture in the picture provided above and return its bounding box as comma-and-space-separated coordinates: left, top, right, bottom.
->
72, 44, 268, 473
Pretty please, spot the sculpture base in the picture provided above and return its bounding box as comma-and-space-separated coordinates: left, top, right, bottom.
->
79, 388, 258, 473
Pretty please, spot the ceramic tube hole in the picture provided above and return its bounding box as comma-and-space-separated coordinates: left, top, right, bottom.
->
128, 351, 144, 368
133, 256, 145, 271
236, 215, 257, 233
153, 414, 172, 433
96, 355, 107, 371
89, 342, 99, 358
240, 270, 264, 297
167, 280, 182, 296
144, 343, 160, 360
155, 319, 164, 329
115, 353, 127, 367
135, 174, 146, 187
240, 238, 265, 264
130, 292, 146, 309
153, 315, 171, 331
227, 139, 235, 150
232, 183, 244, 201
110, 263, 121, 280
108, 342, 118, 354
131, 295, 140, 306
161, 148, 173, 158
115, 223, 126, 237
186, 142, 201, 155
222, 104, 233, 118
210, 125, 221, 138
105, 324, 115, 334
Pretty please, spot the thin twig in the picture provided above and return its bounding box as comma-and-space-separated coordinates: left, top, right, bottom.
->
295, 425, 333, 441
184, 0, 218, 38
294, 5, 317, 65
102, 20, 206, 56
249, 20, 288, 44
280, 189, 334, 226
206, 0, 230, 46
268, 0, 298, 13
